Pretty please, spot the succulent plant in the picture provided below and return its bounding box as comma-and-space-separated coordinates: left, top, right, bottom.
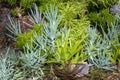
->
5, 15, 22, 41
85, 26, 117, 70
20, 43, 46, 79
0, 47, 23, 80
0, 50, 14, 80
28, 4, 44, 25
42, 5, 66, 51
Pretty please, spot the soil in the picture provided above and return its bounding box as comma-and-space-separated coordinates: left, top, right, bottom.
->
0, 2, 33, 53
0, 2, 10, 53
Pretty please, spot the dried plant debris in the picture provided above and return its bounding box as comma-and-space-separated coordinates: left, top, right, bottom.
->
54, 62, 89, 80
110, 3, 120, 15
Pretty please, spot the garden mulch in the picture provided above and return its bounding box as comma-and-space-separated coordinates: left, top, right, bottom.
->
0, 2, 10, 54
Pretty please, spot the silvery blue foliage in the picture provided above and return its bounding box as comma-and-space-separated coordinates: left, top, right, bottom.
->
43, 6, 61, 49
32, 6, 68, 66
0, 55, 14, 80
103, 18, 120, 43
0, 48, 22, 80
20, 43, 46, 78
28, 4, 44, 25
5, 15, 22, 41
41, 6, 68, 51
34, 32, 47, 52
85, 27, 102, 59
85, 26, 117, 70
28, 5, 68, 52
100, 17, 120, 51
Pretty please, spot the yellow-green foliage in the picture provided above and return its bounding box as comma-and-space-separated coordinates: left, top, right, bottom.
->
20, 0, 35, 9
69, 17, 88, 42
16, 31, 33, 49
111, 47, 120, 65
38, 1, 89, 42
58, 1, 87, 27
88, 9, 114, 28
16, 24, 43, 49
57, 1, 89, 45
37, 0, 88, 28
38, 0, 59, 12
47, 29, 88, 65
14, 0, 89, 49
11, 9, 18, 17
2, 0, 40, 9
87, 0, 118, 32
38, 0, 84, 12
2, 0, 17, 5
87, 0, 118, 12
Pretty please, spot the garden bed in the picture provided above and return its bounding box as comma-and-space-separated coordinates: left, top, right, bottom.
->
0, 0, 120, 80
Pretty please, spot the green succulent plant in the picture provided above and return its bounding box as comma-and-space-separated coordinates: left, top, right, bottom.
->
15, 4, 89, 68
44, 26, 88, 66
54, 30, 88, 65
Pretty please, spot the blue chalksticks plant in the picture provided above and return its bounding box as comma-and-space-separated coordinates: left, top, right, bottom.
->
5, 15, 22, 41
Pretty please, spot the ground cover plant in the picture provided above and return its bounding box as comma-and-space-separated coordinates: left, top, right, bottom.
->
0, 0, 120, 80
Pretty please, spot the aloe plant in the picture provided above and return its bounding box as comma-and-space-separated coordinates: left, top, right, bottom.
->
51, 28, 88, 65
